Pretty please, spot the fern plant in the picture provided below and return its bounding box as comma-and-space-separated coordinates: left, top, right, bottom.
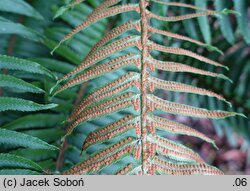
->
0, 0, 109, 174
50, 0, 245, 175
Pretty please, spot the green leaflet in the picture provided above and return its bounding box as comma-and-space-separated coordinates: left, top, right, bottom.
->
194, 0, 211, 44
10, 149, 57, 162
234, 0, 250, 44
29, 58, 74, 74
38, 159, 56, 171
0, 169, 41, 175
0, 129, 58, 150
0, 74, 44, 94
0, 55, 55, 79
1, 114, 65, 131
23, 129, 64, 143
0, 20, 41, 42
215, 0, 235, 44
0, 97, 57, 112
0, 154, 43, 172
0, 0, 43, 20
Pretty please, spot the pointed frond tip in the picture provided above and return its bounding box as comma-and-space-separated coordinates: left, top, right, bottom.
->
213, 9, 241, 20
53, 0, 86, 20
217, 74, 233, 84
51, 3, 139, 53
204, 44, 224, 55
49, 80, 61, 96
221, 9, 241, 16
50, 41, 64, 55
235, 113, 247, 118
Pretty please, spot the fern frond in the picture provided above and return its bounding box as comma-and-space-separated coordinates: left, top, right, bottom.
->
63, 137, 135, 174
148, 26, 223, 54
68, 72, 140, 121
83, 122, 138, 149
55, 36, 140, 87
148, 94, 239, 119
148, 10, 220, 22
149, 135, 204, 163
87, 20, 140, 57
153, 158, 223, 175
52, 3, 139, 53
149, 26, 206, 46
147, 115, 216, 147
148, 57, 231, 81
0, 55, 55, 78
149, 42, 228, 69
53, 0, 243, 175
56, 53, 140, 94
148, 76, 230, 105
0, 74, 45, 94
150, 1, 207, 11
83, 115, 140, 149
0, 97, 57, 112
66, 93, 139, 135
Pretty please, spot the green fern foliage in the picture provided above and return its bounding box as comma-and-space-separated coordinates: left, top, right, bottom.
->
0, 154, 43, 174
180, 0, 250, 44
0, 53, 58, 173
0, 0, 108, 174
52, 0, 244, 175
0, 0, 44, 20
